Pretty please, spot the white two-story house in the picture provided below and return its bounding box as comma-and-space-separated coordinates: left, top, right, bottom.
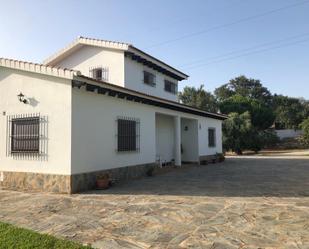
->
0, 36, 226, 193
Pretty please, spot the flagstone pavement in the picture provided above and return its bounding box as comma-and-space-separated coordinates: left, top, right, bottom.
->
0, 156, 309, 249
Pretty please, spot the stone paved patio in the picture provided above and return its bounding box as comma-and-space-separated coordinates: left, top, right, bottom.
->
0, 156, 309, 248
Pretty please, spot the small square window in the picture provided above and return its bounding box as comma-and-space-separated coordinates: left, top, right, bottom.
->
90, 67, 109, 81
208, 128, 216, 147
143, 71, 156, 86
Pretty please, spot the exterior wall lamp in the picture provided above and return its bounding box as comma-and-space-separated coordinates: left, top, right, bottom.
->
17, 92, 28, 104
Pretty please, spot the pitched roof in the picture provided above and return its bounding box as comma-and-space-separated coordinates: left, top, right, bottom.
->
0, 57, 80, 79
43, 36, 188, 80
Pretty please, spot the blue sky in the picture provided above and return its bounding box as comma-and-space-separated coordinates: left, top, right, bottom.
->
1, 0, 308, 98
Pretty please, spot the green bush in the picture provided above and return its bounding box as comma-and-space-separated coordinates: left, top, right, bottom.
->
223, 112, 252, 154
259, 130, 280, 148
300, 118, 309, 146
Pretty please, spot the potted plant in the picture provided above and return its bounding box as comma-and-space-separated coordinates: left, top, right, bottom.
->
146, 166, 155, 177
96, 173, 110, 190
215, 153, 225, 162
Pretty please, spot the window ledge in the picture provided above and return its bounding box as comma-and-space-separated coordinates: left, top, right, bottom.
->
143, 82, 156, 87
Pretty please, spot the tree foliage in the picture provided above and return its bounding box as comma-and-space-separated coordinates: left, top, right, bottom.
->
215, 75, 272, 105
219, 95, 275, 130
300, 118, 309, 146
178, 85, 218, 113
222, 112, 252, 154
273, 95, 309, 129
178, 75, 308, 153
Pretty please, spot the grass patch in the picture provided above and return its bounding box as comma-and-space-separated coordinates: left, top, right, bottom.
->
0, 222, 92, 249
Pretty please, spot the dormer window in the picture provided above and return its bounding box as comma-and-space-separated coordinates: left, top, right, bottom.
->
164, 80, 177, 94
143, 71, 156, 87
90, 67, 109, 82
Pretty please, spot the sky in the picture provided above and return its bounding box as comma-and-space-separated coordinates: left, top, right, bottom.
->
0, 0, 308, 98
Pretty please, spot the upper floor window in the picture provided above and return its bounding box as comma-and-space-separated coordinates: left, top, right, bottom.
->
208, 128, 216, 147
143, 71, 156, 87
164, 80, 178, 94
90, 67, 109, 82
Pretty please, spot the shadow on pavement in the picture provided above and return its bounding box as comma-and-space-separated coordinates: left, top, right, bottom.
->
84, 157, 309, 198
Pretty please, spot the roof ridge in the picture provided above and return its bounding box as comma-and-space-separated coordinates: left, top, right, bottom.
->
43, 37, 81, 65
44, 36, 131, 66
42, 36, 188, 79
0, 57, 80, 79
78, 36, 132, 46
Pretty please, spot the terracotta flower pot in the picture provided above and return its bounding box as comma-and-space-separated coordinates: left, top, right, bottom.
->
96, 178, 109, 190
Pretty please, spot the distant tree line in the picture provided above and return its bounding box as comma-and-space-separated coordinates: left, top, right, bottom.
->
178, 75, 309, 154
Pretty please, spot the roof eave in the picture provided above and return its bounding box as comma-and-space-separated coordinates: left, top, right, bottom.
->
128, 45, 189, 80
0, 57, 79, 80
74, 75, 227, 120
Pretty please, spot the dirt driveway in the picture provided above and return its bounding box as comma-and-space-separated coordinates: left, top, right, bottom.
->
0, 156, 309, 249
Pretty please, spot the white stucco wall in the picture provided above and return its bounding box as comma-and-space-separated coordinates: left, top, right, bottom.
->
198, 118, 223, 156
124, 57, 179, 102
53, 46, 181, 102
56, 46, 125, 87
155, 114, 175, 164
0, 66, 223, 177
71, 88, 156, 174
0, 67, 72, 175
71, 87, 223, 174
275, 129, 304, 140
181, 118, 199, 162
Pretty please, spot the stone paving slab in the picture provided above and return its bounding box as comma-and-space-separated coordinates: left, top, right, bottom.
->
0, 157, 309, 249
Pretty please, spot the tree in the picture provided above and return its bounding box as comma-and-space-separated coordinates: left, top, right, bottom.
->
178, 85, 218, 112
215, 75, 272, 105
299, 98, 309, 118
272, 95, 307, 129
219, 95, 275, 130
300, 118, 309, 146
222, 112, 252, 154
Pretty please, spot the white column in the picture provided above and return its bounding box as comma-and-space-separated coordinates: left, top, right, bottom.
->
174, 116, 181, 166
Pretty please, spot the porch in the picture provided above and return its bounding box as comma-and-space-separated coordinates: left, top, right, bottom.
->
155, 113, 199, 166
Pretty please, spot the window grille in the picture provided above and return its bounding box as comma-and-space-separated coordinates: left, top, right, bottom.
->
164, 80, 177, 94
6, 114, 48, 158
116, 117, 140, 152
143, 71, 156, 86
89, 66, 109, 81
208, 128, 216, 147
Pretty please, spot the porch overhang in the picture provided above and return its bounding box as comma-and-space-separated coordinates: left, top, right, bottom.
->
72, 76, 227, 120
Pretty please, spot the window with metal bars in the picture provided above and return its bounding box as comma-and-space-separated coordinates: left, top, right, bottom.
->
143, 71, 156, 86
89, 66, 109, 81
117, 117, 140, 152
11, 117, 40, 153
164, 80, 177, 94
208, 128, 216, 147
6, 114, 48, 158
